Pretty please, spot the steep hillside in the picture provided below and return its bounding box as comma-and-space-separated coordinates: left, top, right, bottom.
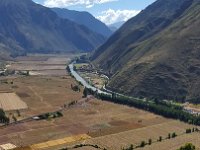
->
0, 0, 106, 58
52, 8, 112, 38
92, 0, 200, 101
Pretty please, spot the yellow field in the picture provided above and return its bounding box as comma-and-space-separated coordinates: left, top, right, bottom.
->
30, 134, 91, 150
0, 93, 28, 111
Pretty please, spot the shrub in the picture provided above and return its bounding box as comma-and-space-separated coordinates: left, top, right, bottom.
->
148, 139, 152, 145
186, 128, 192, 134
178, 143, 196, 150
172, 132, 177, 138
140, 141, 146, 147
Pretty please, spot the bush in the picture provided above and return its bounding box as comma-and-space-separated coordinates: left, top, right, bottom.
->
140, 141, 146, 147
148, 139, 152, 145
186, 129, 192, 134
158, 136, 162, 142
178, 143, 196, 150
168, 133, 171, 139
172, 132, 177, 138
0, 109, 10, 124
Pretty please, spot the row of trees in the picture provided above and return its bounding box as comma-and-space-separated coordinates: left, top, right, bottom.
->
0, 109, 9, 124
186, 128, 199, 134
122, 127, 199, 150
122, 132, 178, 150
61, 143, 107, 150
85, 88, 200, 126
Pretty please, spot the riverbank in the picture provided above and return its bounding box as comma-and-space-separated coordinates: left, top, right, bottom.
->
68, 62, 200, 126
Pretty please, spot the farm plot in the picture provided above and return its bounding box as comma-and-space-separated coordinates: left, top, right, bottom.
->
73, 120, 197, 150
30, 134, 91, 150
141, 132, 200, 150
0, 93, 28, 111
7, 55, 71, 76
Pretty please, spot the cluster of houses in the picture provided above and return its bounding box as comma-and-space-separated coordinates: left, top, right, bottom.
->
0, 143, 17, 150
184, 107, 200, 116
0, 67, 7, 76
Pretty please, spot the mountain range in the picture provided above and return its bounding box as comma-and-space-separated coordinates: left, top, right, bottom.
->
109, 21, 125, 32
52, 8, 112, 38
92, 0, 200, 102
0, 0, 106, 58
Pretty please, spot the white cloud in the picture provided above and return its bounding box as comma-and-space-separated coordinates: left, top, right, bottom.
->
96, 9, 140, 25
44, 0, 117, 8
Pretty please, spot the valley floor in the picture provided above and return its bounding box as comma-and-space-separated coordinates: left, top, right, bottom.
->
0, 55, 199, 150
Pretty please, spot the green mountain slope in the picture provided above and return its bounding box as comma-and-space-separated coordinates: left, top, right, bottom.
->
92, 0, 200, 101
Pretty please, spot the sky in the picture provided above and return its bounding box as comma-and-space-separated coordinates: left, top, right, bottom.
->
33, 0, 156, 25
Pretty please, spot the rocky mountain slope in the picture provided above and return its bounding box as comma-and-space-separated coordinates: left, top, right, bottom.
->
0, 0, 106, 58
52, 8, 112, 38
92, 0, 200, 102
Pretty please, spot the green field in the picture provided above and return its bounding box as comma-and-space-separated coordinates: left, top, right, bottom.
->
74, 63, 89, 69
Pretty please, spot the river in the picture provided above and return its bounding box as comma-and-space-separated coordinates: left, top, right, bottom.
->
68, 63, 110, 95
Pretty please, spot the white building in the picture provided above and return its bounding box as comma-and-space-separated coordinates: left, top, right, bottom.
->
0, 143, 17, 150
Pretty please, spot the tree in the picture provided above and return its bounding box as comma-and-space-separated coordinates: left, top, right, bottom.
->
158, 136, 162, 142
83, 88, 88, 97
71, 85, 80, 92
148, 139, 152, 145
178, 143, 195, 150
0, 109, 9, 124
12, 115, 17, 122
192, 128, 195, 132
172, 132, 177, 138
168, 133, 171, 139
17, 110, 21, 117
186, 129, 192, 134
126, 144, 134, 150
140, 141, 146, 147
195, 128, 199, 132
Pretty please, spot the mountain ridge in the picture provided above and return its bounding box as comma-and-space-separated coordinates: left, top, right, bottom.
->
0, 0, 106, 58
92, 0, 200, 101
52, 8, 112, 38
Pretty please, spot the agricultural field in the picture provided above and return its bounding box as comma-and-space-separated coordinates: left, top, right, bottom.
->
6, 54, 73, 76
74, 63, 89, 70
76, 121, 199, 150
142, 132, 200, 150
0, 93, 28, 111
0, 55, 199, 150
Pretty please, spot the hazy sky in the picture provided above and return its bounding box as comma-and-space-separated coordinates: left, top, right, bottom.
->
33, 0, 156, 25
